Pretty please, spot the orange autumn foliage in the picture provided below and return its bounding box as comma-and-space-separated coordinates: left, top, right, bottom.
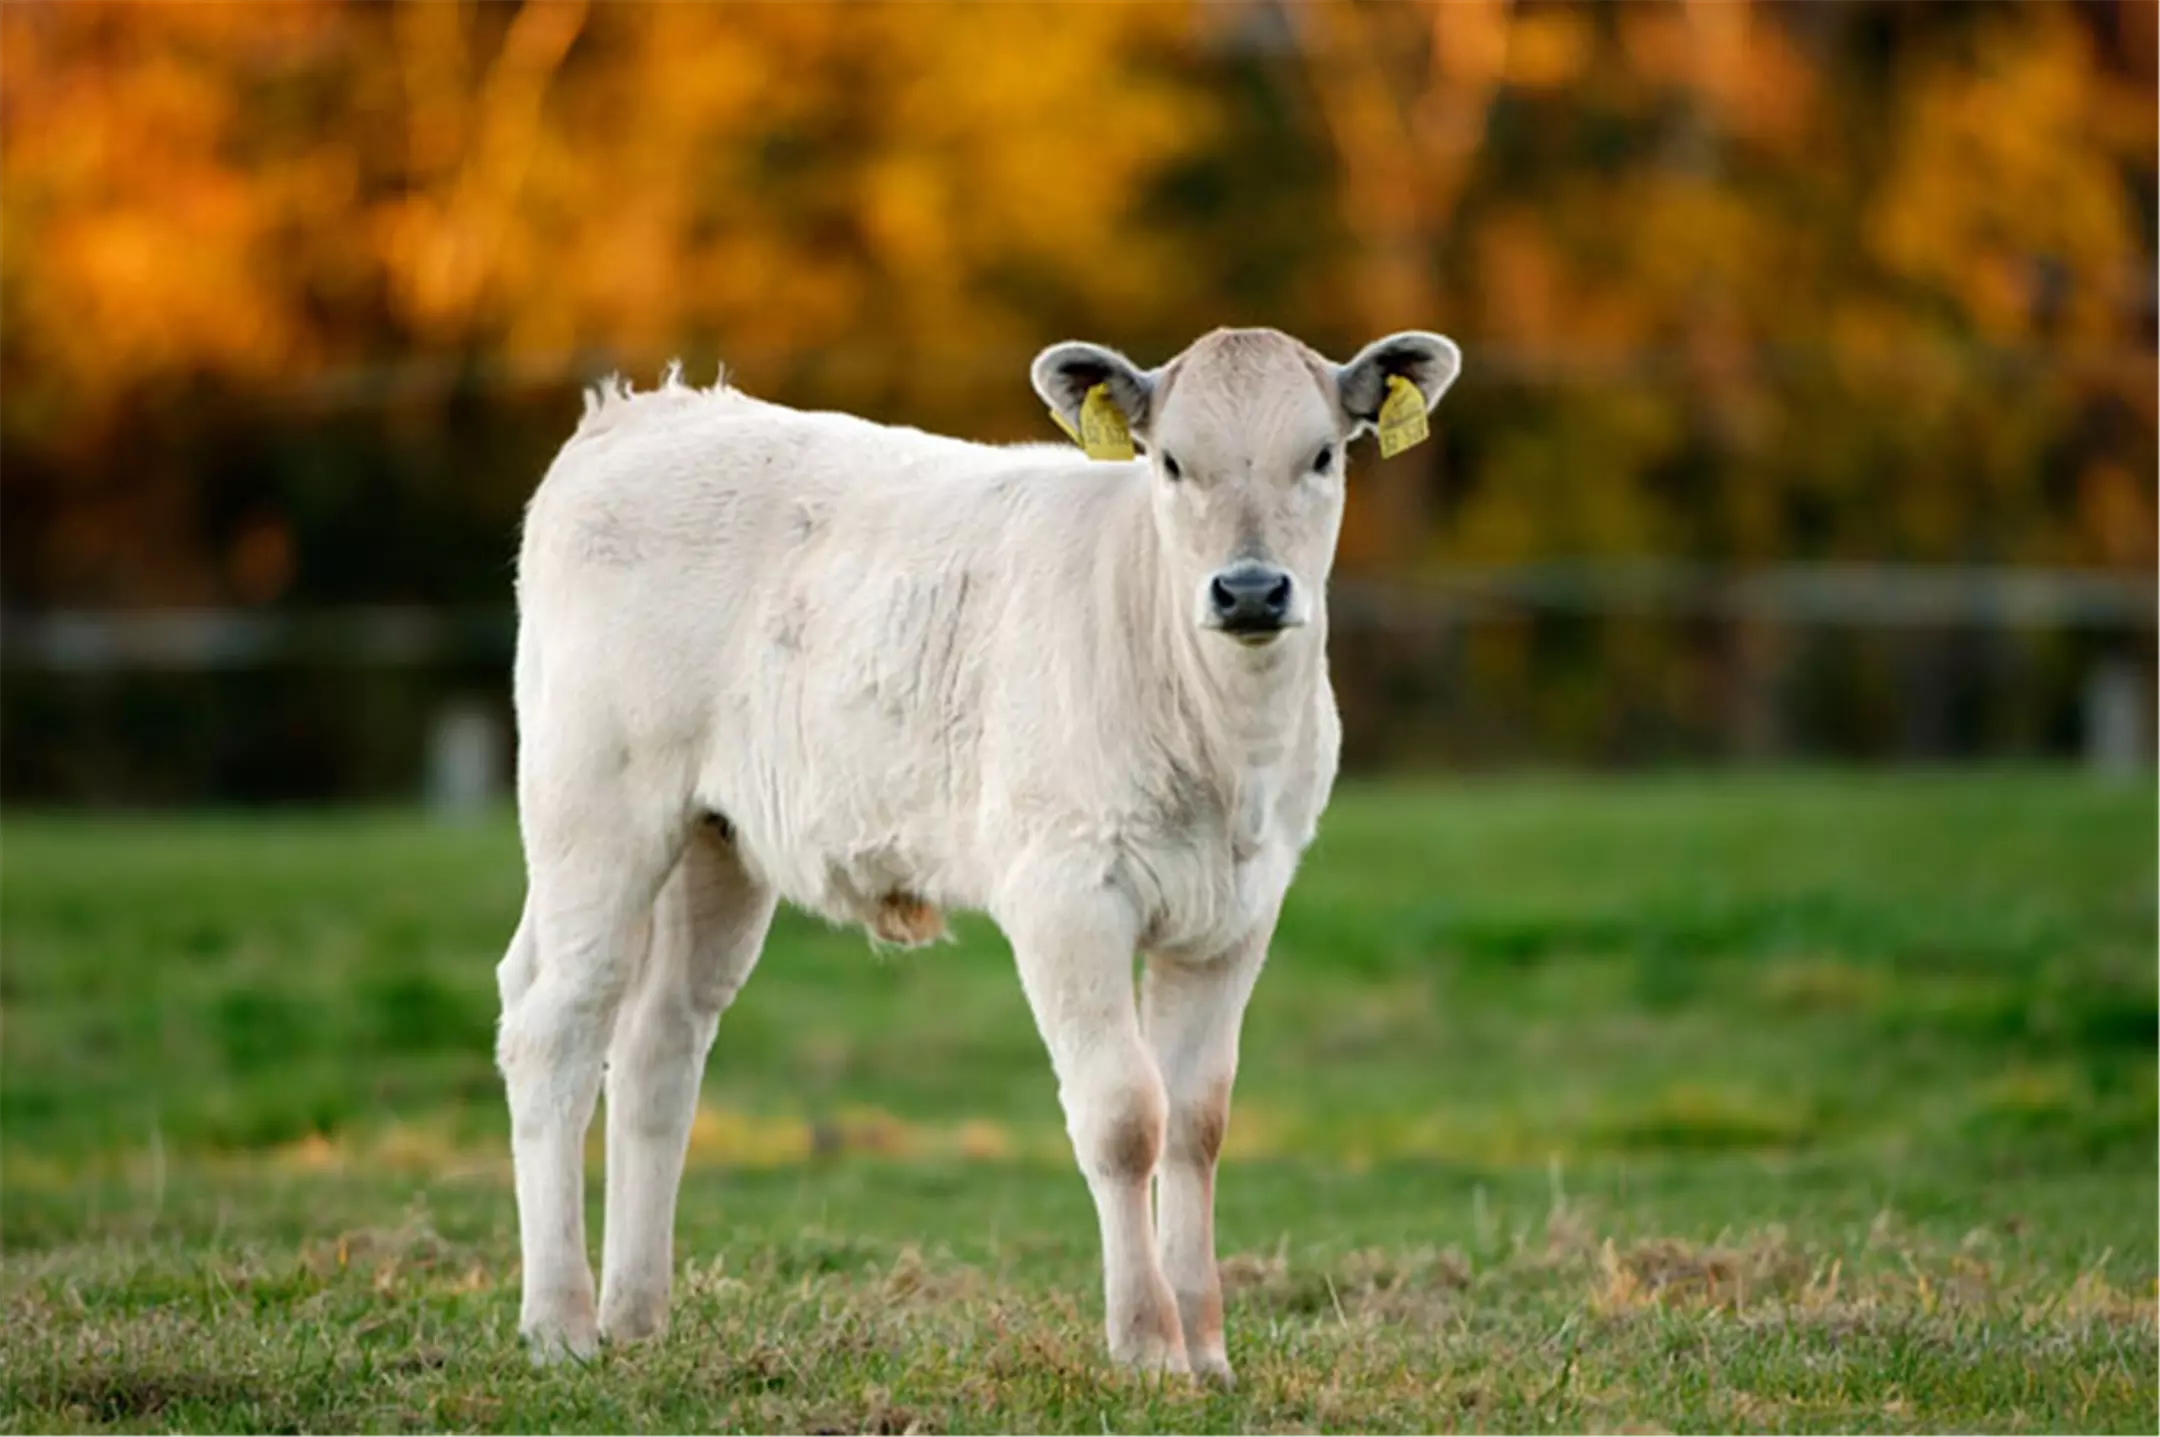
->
0, 0, 2150, 608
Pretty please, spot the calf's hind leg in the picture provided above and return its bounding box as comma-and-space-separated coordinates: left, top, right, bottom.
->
599, 819, 776, 1342
497, 782, 684, 1363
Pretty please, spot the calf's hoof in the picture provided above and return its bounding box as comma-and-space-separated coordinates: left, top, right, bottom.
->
1109, 1321, 1190, 1378
1115, 1345, 1192, 1379
599, 1286, 671, 1344
520, 1291, 600, 1366
1189, 1350, 1236, 1389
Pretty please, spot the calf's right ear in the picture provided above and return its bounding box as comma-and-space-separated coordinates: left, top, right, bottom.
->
1031, 341, 1158, 442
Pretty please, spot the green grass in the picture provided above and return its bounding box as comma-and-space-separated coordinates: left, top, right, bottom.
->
3, 772, 2154, 1432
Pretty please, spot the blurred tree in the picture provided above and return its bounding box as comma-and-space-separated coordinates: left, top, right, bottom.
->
0, 0, 1218, 604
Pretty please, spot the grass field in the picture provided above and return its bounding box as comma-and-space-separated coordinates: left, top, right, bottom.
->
2, 772, 2154, 1433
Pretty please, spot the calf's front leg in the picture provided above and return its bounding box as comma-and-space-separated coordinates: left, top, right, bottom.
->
1001, 880, 1187, 1374
1141, 920, 1271, 1387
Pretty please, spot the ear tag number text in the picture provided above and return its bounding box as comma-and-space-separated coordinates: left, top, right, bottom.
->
1376, 373, 1429, 459
1049, 382, 1135, 461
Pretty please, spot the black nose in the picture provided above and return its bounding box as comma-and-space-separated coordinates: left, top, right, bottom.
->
1208, 564, 1294, 631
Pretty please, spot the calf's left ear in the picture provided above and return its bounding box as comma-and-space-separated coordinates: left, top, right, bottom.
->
1335, 332, 1463, 435
1031, 341, 1159, 442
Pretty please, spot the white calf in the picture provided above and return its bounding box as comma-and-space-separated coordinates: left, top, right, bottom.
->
497, 326, 1462, 1379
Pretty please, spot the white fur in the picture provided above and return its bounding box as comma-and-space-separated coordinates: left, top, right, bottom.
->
497, 327, 1461, 1377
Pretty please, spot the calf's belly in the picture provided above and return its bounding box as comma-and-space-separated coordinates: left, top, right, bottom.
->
702, 752, 982, 947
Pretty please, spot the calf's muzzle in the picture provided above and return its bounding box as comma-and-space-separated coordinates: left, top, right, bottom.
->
1206, 562, 1296, 639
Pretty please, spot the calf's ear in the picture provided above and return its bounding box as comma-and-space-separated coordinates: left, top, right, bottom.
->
1031, 341, 1158, 441
1335, 331, 1462, 435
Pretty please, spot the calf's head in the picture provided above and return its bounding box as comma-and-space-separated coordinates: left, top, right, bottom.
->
1032, 327, 1460, 648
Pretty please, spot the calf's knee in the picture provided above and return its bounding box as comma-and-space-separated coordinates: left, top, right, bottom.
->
1073, 1078, 1167, 1184
1167, 1078, 1231, 1168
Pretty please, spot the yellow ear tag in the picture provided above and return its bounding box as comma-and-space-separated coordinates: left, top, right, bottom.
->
1076, 381, 1135, 461
1376, 373, 1429, 459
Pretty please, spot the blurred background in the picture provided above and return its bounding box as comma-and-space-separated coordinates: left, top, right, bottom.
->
2, 0, 2154, 805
